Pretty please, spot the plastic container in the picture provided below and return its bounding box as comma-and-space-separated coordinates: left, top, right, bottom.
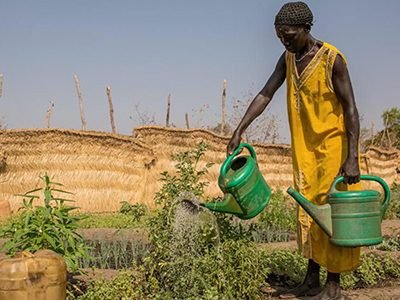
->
0, 200, 10, 219
0, 250, 67, 300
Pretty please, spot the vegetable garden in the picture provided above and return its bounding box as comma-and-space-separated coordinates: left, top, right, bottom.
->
1, 143, 399, 299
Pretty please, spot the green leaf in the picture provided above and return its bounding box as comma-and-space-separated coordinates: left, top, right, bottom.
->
24, 212, 32, 227
43, 232, 57, 249
52, 197, 75, 202
20, 188, 42, 195
3, 173, 88, 272
51, 189, 74, 195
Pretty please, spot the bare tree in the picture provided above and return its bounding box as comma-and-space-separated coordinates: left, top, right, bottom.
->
262, 115, 280, 144
359, 115, 375, 152
229, 89, 281, 144
363, 107, 400, 150
190, 104, 210, 128
129, 104, 156, 126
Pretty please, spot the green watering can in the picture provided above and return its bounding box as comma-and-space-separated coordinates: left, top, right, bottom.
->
201, 143, 271, 219
287, 175, 391, 247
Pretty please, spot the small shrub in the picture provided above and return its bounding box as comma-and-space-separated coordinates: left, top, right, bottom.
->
375, 236, 400, 251
263, 249, 308, 286
348, 253, 400, 288
147, 141, 211, 248
261, 249, 400, 290
145, 239, 270, 299
258, 190, 296, 231
385, 182, 400, 219
252, 190, 296, 243
76, 213, 147, 229
120, 201, 148, 222
213, 212, 255, 242
79, 240, 149, 270
143, 142, 271, 299
0, 174, 90, 272
71, 270, 145, 300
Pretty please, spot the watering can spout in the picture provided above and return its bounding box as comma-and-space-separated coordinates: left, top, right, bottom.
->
287, 187, 333, 237
201, 193, 244, 216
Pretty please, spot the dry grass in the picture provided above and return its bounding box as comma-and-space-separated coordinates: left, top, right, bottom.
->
0, 126, 398, 213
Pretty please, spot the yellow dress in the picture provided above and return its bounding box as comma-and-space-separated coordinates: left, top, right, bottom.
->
286, 42, 361, 273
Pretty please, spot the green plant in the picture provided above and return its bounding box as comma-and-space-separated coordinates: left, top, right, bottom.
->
261, 249, 400, 290
212, 212, 255, 242
385, 182, 400, 219
76, 213, 148, 229
120, 201, 148, 222
251, 190, 296, 243
79, 240, 149, 270
366, 107, 400, 149
147, 141, 212, 247
263, 249, 308, 286
70, 270, 146, 300
349, 253, 400, 288
258, 190, 297, 232
0, 174, 90, 272
375, 236, 400, 251
141, 142, 272, 299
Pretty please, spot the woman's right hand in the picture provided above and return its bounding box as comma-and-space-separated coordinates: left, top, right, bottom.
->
227, 132, 241, 156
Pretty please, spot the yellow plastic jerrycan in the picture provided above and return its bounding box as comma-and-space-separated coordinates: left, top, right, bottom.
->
0, 250, 67, 300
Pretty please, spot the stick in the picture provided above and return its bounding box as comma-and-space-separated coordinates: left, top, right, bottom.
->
166, 93, 171, 127
73, 74, 87, 130
185, 112, 190, 129
46, 101, 54, 128
370, 122, 375, 146
106, 84, 117, 133
221, 79, 227, 134
0, 74, 3, 98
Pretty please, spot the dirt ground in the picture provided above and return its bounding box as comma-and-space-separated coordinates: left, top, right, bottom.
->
72, 269, 400, 300
3, 220, 400, 299
71, 223, 400, 300
345, 284, 400, 300
262, 283, 400, 299
382, 219, 400, 237
258, 219, 400, 300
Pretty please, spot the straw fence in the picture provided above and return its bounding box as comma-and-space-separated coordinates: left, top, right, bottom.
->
0, 126, 398, 213
0, 129, 155, 212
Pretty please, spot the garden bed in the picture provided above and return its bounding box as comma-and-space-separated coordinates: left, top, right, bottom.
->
64, 220, 400, 299
262, 280, 400, 299
1, 145, 398, 299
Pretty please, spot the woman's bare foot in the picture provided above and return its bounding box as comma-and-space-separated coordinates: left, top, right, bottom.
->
278, 259, 321, 299
308, 281, 345, 300
279, 281, 321, 299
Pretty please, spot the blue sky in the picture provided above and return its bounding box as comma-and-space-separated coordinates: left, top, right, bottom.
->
1, 1, 399, 143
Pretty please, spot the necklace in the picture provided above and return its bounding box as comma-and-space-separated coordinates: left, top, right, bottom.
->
295, 40, 317, 62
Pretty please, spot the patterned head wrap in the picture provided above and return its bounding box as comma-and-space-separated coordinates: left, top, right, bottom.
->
274, 2, 313, 26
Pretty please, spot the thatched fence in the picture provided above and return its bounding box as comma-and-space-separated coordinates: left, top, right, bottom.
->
0, 126, 399, 213
0, 129, 155, 212
133, 126, 294, 199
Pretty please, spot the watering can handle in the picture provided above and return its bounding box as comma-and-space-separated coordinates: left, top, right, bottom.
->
330, 175, 391, 217
221, 143, 257, 178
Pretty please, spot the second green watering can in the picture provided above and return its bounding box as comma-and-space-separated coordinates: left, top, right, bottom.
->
287, 175, 391, 247
201, 143, 271, 219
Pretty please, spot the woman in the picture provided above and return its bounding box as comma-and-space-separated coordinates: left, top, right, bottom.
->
227, 2, 361, 299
